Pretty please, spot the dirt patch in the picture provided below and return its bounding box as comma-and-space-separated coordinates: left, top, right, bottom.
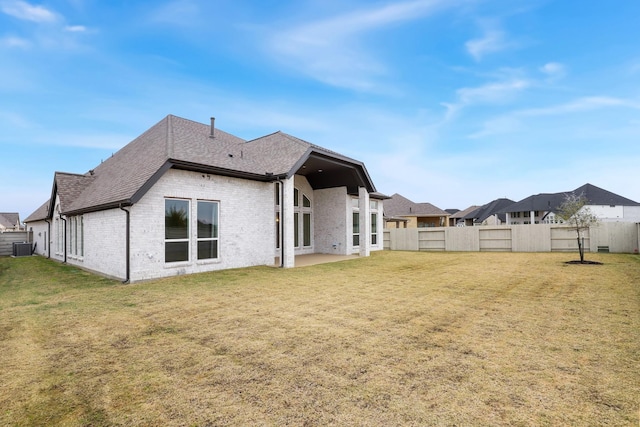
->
565, 260, 603, 265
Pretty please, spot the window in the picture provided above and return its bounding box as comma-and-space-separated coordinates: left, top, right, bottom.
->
293, 187, 312, 248
165, 199, 189, 262
352, 197, 360, 247
371, 213, 378, 245
68, 215, 84, 257
303, 213, 311, 246
353, 212, 360, 247
197, 201, 219, 260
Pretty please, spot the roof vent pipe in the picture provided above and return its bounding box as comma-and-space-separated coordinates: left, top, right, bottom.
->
210, 117, 215, 138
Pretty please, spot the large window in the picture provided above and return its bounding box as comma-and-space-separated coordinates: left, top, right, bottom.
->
352, 198, 360, 247
68, 215, 84, 257
197, 201, 219, 260
370, 200, 378, 246
293, 188, 312, 248
352, 212, 360, 247
165, 199, 189, 262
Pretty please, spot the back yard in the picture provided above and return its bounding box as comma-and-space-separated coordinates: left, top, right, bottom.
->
1, 252, 639, 426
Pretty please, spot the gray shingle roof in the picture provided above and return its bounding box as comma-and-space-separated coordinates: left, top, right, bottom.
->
33, 114, 376, 216
450, 205, 481, 220
384, 193, 448, 217
0, 212, 20, 228
501, 183, 639, 213
24, 201, 50, 223
464, 198, 515, 223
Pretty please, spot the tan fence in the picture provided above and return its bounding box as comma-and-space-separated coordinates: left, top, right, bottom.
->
383, 222, 640, 254
0, 231, 32, 257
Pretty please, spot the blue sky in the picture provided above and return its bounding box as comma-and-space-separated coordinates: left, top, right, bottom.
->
2, 0, 640, 221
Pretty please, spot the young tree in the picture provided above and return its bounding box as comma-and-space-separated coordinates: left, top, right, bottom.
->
556, 193, 599, 263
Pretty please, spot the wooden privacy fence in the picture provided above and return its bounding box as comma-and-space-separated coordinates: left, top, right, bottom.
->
0, 231, 32, 257
383, 222, 640, 254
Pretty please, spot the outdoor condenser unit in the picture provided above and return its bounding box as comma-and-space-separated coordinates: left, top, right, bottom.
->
12, 242, 32, 257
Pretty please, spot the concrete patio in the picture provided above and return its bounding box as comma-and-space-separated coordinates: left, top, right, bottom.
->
273, 253, 360, 267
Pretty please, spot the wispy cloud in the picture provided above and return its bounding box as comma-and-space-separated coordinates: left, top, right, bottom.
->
519, 96, 640, 117
150, 0, 200, 26
470, 96, 640, 139
443, 77, 531, 121
64, 25, 87, 32
539, 62, 566, 81
0, 35, 31, 48
466, 29, 508, 61
267, 0, 463, 91
0, 0, 58, 22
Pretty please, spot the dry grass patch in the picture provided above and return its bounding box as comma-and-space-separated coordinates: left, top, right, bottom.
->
1, 252, 639, 426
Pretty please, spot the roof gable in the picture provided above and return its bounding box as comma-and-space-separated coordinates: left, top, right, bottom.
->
51, 115, 377, 215
503, 183, 640, 213
0, 212, 20, 228
384, 193, 448, 217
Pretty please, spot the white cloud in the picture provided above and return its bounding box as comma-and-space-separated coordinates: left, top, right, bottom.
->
150, 0, 200, 26
0, 35, 31, 48
0, 0, 58, 22
519, 96, 640, 117
64, 25, 87, 32
465, 29, 508, 61
457, 79, 530, 104
267, 0, 463, 91
539, 62, 566, 81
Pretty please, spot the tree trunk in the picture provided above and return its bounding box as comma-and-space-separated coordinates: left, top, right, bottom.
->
578, 236, 584, 263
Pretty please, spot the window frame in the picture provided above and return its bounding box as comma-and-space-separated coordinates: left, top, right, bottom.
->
165, 198, 191, 263
196, 200, 219, 261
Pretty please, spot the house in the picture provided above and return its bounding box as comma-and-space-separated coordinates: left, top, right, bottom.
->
0, 213, 22, 232
24, 115, 385, 282
383, 193, 449, 228
460, 198, 515, 226
502, 183, 640, 225
448, 205, 481, 227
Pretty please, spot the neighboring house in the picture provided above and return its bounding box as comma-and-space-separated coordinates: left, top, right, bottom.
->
448, 205, 481, 227
462, 198, 516, 226
502, 183, 640, 225
383, 193, 449, 228
24, 115, 385, 282
0, 213, 22, 231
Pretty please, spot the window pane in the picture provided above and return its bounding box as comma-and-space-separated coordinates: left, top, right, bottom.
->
303, 213, 311, 246
303, 195, 311, 208
371, 213, 377, 233
166, 241, 189, 262
294, 212, 299, 247
370, 200, 378, 210
198, 201, 218, 238
352, 212, 359, 233
165, 199, 189, 239
372, 234, 377, 245
198, 240, 218, 260
353, 234, 360, 247
275, 212, 280, 249
275, 183, 280, 206
294, 188, 299, 207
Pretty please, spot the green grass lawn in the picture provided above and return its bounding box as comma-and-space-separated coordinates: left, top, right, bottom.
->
1, 252, 639, 426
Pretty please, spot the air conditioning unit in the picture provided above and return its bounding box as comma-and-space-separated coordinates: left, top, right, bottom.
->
12, 242, 32, 257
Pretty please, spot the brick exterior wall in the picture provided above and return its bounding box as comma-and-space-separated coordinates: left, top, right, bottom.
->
24, 169, 382, 281
314, 187, 349, 255
128, 169, 274, 282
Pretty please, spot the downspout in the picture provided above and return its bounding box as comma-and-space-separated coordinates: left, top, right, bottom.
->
119, 204, 131, 284
59, 213, 67, 263
44, 219, 51, 258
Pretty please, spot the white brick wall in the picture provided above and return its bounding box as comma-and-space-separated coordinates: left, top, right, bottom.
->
314, 186, 349, 255
129, 169, 274, 282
